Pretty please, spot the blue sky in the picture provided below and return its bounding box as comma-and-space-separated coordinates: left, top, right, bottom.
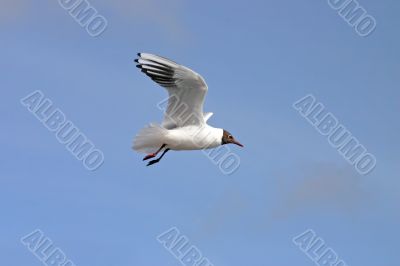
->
1, 0, 399, 265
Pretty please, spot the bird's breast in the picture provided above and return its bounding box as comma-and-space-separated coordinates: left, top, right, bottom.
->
166, 126, 222, 151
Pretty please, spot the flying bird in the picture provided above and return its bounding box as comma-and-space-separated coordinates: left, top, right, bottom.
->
133, 53, 243, 166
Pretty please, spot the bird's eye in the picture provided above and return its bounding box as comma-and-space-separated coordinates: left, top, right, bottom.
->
228, 135, 233, 139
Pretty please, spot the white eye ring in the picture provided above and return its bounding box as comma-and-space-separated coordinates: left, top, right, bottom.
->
228, 135, 232, 139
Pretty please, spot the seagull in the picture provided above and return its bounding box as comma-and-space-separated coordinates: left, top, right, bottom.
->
132, 53, 243, 166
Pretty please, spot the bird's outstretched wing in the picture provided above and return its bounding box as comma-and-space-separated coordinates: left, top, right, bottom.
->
135, 53, 209, 128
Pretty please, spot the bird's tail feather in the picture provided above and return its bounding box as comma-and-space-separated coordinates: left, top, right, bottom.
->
132, 123, 169, 153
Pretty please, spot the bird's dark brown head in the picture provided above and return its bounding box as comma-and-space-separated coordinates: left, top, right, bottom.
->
221, 129, 243, 147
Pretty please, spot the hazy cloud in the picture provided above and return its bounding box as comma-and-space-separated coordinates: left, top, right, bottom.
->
272, 163, 371, 221
99, 0, 186, 39
0, 0, 31, 24
1, 0, 186, 38
195, 163, 371, 235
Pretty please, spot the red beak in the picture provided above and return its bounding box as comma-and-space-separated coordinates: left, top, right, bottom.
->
232, 139, 244, 147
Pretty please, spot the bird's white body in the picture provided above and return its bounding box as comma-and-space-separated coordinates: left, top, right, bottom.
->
165, 125, 223, 151
133, 123, 223, 153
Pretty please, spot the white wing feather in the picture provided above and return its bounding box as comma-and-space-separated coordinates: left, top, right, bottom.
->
135, 53, 210, 128
203, 112, 213, 122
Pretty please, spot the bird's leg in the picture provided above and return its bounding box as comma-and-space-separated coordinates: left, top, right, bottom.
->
142, 144, 166, 161
147, 148, 170, 166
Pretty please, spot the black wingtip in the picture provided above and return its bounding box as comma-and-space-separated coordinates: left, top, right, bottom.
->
136, 65, 142, 69
134, 59, 139, 63
137, 52, 141, 57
